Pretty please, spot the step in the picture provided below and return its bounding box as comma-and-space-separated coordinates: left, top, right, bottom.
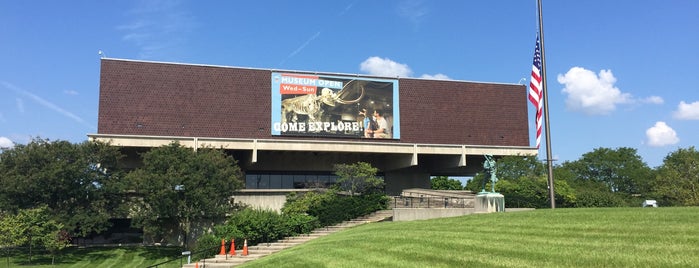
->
187, 210, 392, 267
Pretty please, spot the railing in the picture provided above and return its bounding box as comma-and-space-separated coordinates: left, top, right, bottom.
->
145, 244, 219, 268
391, 196, 474, 209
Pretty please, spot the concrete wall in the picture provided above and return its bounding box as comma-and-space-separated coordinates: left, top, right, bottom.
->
392, 208, 476, 221
232, 189, 313, 212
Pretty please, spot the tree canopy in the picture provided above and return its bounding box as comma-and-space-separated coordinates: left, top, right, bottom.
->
125, 142, 243, 247
653, 146, 699, 206
0, 138, 125, 237
430, 176, 463, 190
561, 147, 653, 195
333, 162, 383, 195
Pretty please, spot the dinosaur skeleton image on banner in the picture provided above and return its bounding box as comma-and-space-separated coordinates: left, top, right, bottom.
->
271, 72, 400, 139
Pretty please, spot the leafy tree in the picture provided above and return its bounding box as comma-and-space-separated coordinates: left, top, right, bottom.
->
0, 206, 70, 265
333, 162, 383, 195
0, 138, 125, 237
562, 147, 653, 195
430, 176, 463, 190
465, 155, 545, 192
125, 143, 243, 248
653, 147, 699, 206
497, 176, 576, 208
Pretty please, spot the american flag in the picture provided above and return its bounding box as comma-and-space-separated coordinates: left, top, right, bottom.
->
529, 36, 543, 149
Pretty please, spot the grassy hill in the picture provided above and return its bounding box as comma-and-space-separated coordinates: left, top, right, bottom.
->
240, 207, 699, 268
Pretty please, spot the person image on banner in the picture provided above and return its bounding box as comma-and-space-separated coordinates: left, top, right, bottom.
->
368, 109, 390, 139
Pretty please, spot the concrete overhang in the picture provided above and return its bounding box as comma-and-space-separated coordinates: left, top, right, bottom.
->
88, 133, 538, 167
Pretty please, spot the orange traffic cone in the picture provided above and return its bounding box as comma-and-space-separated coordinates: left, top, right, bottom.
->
229, 238, 236, 256
218, 238, 226, 255
195, 262, 199, 268
242, 239, 249, 256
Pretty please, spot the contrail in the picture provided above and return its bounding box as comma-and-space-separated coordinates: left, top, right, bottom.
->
277, 1, 356, 67
1, 81, 95, 130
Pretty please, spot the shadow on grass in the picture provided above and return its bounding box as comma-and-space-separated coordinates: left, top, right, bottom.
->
2, 245, 182, 267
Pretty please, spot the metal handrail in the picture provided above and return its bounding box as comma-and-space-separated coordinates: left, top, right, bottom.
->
391, 196, 474, 209
145, 244, 219, 268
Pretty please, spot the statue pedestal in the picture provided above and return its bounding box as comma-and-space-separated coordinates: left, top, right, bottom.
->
475, 192, 505, 213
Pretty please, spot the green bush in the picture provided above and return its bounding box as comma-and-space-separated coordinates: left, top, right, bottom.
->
208, 208, 320, 248
281, 213, 320, 236
284, 191, 389, 226
573, 190, 627, 207
193, 233, 219, 258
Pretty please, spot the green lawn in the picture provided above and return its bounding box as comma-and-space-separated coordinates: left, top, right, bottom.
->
0, 246, 184, 268
241, 207, 699, 268
4, 208, 698, 267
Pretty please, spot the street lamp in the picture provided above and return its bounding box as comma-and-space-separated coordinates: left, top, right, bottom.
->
174, 184, 186, 249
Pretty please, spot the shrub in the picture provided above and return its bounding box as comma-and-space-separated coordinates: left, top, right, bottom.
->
284, 191, 389, 226
208, 208, 320, 248
193, 234, 219, 258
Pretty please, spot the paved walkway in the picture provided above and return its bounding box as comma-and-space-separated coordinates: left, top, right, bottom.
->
182, 210, 393, 268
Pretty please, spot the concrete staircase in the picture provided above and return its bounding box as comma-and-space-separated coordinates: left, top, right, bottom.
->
182, 210, 393, 268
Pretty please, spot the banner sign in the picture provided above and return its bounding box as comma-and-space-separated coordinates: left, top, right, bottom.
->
271, 72, 400, 139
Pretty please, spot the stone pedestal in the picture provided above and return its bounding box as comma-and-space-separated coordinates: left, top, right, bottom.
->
475, 192, 505, 213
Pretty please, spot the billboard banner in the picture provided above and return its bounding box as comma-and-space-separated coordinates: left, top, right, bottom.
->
271, 72, 400, 139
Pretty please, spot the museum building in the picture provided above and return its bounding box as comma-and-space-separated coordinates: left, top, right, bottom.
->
89, 58, 536, 196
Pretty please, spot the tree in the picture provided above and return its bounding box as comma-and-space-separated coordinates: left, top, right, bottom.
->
0, 206, 70, 265
333, 162, 383, 195
653, 147, 699, 206
497, 176, 576, 208
563, 147, 653, 195
0, 138, 126, 237
125, 143, 243, 248
430, 176, 463, 190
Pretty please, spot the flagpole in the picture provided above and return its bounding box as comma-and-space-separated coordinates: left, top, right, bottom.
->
537, 0, 556, 209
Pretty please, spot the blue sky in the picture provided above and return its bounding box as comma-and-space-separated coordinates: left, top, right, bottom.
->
1, 0, 698, 167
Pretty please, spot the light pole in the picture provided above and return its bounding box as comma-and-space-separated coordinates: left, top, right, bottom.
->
174, 184, 186, 249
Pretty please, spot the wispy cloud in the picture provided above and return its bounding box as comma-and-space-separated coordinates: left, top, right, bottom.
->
278, 2, 357, 67
63, 90, 79, 95
397, 0, 429, 29
1, 81, 94, 129
16, 98, 24, 113
117, 0, 196, 60
279, 31, 321, 67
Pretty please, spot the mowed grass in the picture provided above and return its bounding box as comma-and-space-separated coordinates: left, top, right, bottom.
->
1, 246, 183, 268
241, 207, 699, 268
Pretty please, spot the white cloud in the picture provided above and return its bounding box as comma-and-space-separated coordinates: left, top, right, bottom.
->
673, 101, 699, 120
420, 73, 450, 80
557, 67, 631, 115
646, 121, 679, 147
0, 136, 13, 149
360, 57, 413, 77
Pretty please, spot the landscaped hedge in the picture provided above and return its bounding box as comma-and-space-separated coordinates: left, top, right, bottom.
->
283, 191, 389, 226
194, 208, 320, 255
194, 190, 389, 254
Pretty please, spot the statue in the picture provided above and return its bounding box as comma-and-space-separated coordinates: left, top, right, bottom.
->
481, 154, 498, 193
